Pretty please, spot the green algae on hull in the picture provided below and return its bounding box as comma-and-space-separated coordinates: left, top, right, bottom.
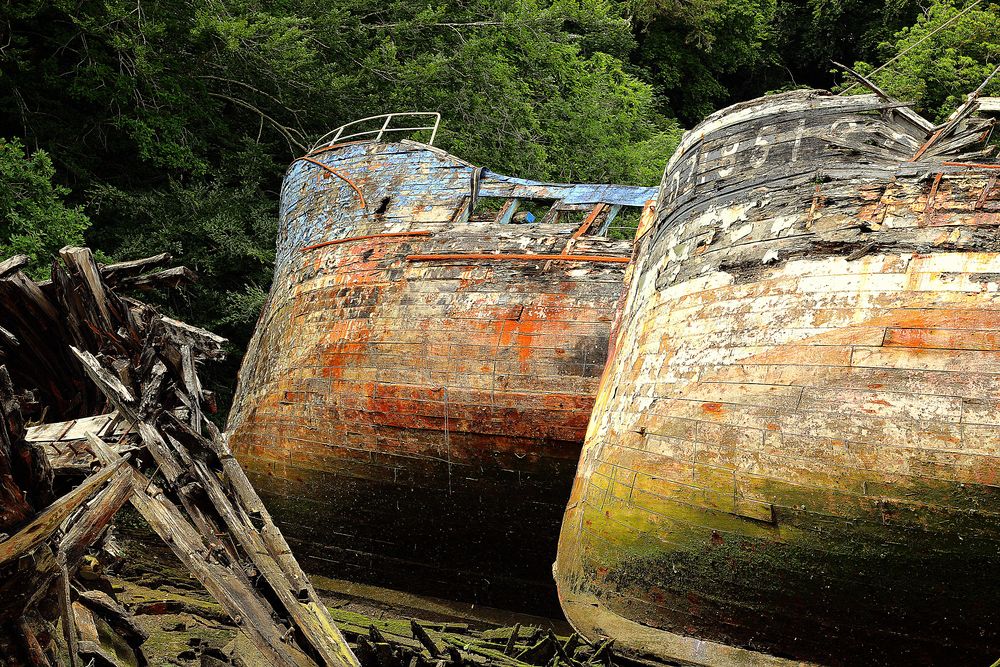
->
555, 89, 1000, 666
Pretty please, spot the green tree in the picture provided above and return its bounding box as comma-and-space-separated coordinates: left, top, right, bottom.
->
629, 0, 777, 124
0, 138, 90, 278
772, 0, 920, 87
850, 0, 1000, 122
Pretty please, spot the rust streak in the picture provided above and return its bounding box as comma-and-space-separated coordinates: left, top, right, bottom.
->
911, 128, 944, 161
976, 173, 997, 210
572, 204, 608, 239
564, 203, 609, 254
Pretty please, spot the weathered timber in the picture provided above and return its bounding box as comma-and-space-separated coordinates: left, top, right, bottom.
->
227, 137, 656, 611
98, 252, 173, 284
0, 247, 360, 667
0, 460, 126, 567
555, 89, 1000, 666
70, 326, 358, 667
0, 254, 30, 278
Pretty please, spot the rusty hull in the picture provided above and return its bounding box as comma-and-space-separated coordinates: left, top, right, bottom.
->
555, 90, 1000, 666
227, 140, 655, 612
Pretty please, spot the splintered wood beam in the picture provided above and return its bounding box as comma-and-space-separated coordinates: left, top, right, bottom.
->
180, 345, 203, 435
1, 271, 59, 321
70, 348, 135, 406
57, 552, 81, 667
76, 590, 148, 644
571, 203, 608, 240
80, 360, 360, 667
0, 324, 17, 349
126, 465, 316, 667
59, 247, 114, 332
87, 431, 314, 667
59, 461, 133, 567
563, 203, 609, 255
595, 204, 622, 236
117, 266, 197, 290
193, 458, 360, 667
69, 347, 185, 484
495, 198, 520, 225
16, 618, 51, 667
157, 391, 359, 667
225, 453, 359, 667
0, 459, 126, 567
0, 255, 30, 279
158, 317, 228, 360
98, 253, 172, 284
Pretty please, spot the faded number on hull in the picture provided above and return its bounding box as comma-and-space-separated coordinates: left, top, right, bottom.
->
658, 116, 929, 208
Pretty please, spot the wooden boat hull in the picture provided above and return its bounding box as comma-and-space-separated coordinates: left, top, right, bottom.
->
228, 140, 654, 611
555, 90, 1000, 665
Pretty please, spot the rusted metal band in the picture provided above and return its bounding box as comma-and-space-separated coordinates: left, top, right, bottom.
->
942, 161, 1000, 169
922, 172, 944, 225
306, 140, 371, 158
911, 127, 944, 161
294, 156, 367, 210
405, 253, 630, 264
301, 231, 432, 253
571, 203, 608, 240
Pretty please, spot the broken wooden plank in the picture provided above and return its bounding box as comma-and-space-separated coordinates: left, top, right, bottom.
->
99, 253, 172, 284
59, 461, 133, 567
0, 255, 29, 279
159, 316, 228, 360
118, 266, 197, 290
57, 552, 82, 667
0, 459, 126, 567
126, 464, 316, 667
59, 246, 115, 333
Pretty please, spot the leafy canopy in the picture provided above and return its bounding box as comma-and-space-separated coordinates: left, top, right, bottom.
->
0, 138, 90, 278
850, 0, 1000, 122
0, 0, 679, 408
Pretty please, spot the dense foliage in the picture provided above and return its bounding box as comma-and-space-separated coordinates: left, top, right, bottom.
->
1, 0, 996, 409
851, 0, 1000, 121
0, 138, 90, 278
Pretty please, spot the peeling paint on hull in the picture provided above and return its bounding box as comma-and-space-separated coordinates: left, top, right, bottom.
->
227, 140, 655, 612
555, 90, 1000, 665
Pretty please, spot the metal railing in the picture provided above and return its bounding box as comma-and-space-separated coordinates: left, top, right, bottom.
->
311, 112, 441, 151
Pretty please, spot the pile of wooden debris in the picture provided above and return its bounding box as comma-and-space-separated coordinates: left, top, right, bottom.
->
334, 618, 616, 667
0, 248, 357, 667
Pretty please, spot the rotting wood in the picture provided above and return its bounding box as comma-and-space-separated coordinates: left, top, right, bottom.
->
555, 88, 1000, 667
57, 553, 81, 667
227, 137, 655, 612
0, 460, 126, 567
98, 252, 172, 284
0, 254, 30, 278
0, 248, 360, 667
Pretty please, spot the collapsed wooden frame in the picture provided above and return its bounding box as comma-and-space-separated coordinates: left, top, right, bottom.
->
0, 246, 358, 667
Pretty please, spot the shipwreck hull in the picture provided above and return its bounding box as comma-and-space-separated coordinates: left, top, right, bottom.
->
228, 138, 655, 611
555, 90, 1000, 665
